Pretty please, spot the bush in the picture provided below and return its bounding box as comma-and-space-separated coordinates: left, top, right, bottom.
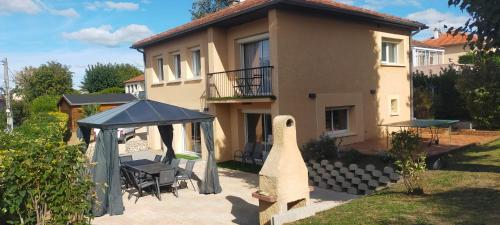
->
17, 112, 71, 143
97, 87, 124, 94
29, 95, 59, 114
80, 104, 101, 119
389, 130, 426, 195
0, 132, 93, 224
301, 135, 341, 161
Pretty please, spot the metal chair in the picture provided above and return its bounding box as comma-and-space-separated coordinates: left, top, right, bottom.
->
123, 168, 155, 200
119, 155, 133, 163
170, 158, 181, 169
154, 155, 162, 162
177, 160, 197, 191
156, 169, 178, 200
234, 142, 255, 164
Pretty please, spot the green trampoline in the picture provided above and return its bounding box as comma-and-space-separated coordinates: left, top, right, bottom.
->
380, 119, 459, 147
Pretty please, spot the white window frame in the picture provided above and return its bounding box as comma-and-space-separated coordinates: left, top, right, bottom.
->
388, 96, 400, 116
325, 107, 350, 136
172, 53, 181, 80
156, 57, 164, 82
191, 48, 201, 78
238, 33, 270, 69
381, 39, 400, 65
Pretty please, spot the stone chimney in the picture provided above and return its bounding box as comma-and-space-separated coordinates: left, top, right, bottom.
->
433, 28, 441, 39
253, 115, 310, 225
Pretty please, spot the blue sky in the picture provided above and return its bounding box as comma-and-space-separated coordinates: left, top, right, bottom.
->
0, 0, 470, 89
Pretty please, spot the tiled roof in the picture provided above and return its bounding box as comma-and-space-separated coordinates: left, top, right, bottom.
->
423, 32, 477, 47
411, 40, 444, 49
132, 0, 426, 49
124, 74, 145, 83
60, 94, 137, 106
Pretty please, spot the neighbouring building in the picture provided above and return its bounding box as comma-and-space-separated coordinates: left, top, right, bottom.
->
124, 74, 145, 98
423, 30, 475, 64
411, 40, 446, 75
131, 0, 426, 161
58, 93, 136, 139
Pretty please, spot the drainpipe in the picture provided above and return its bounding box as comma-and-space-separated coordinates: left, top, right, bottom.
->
136, 48, 147, 99
410, 28, 422, 120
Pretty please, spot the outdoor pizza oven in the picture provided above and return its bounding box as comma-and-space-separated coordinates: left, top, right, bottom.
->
253, 115, 310, 225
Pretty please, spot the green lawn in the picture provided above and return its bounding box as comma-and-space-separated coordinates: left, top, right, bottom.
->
175, 153, 199, 160
217, 160, 262, 174
292, 140, 500, 225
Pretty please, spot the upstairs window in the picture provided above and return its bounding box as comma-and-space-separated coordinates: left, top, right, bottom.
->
381, 39, 400, 64
155, 57, 164, 82
191, 49, 201, 78
172, 53, 181, 79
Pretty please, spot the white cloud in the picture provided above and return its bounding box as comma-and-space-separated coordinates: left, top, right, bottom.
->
62, 24, 153, 47
361, 0, 421, 10
407, 8, 469, 38
0, 0, 79, 18
6, 48, 143, 89
85, 1, 139, 11
0, 0, 41, 15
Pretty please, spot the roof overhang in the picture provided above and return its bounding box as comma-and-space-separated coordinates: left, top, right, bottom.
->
131, 0, 427, 49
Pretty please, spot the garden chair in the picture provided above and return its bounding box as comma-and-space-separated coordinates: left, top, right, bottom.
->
169, 158, 181, 169
252, 143, 265, 165
154, 155, 162, 162
176, 160, 197, 191
234, 142, 255, 164
119, 155, 133, 164
156, 169, 178, 200
123, 168, 156, 200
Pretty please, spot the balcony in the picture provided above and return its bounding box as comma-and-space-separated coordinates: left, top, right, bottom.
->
206, 66, 274, 102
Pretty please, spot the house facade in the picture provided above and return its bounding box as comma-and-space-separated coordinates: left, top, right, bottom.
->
423, 31, 474, 65
124, 74, 145, 98
411, 40, 446, 75
132, 0, 426, 161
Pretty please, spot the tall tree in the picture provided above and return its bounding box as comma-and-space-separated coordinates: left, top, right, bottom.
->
81, 63, 142, 93
190, 0, 235, 19
448, 0, 500, 52
21, 61, 73, 101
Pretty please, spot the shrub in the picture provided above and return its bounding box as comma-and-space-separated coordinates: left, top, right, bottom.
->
0, 132, 93, 225
98, 87, 124, 94
17, 112, 70, 143
339, 149, 362, 165
389, 130, 426, 195
29, 95, 60, 114
301, 135, 341, 161
81, 104, 101, 118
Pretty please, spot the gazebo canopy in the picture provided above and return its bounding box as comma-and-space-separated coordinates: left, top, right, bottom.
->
78, 99, 214, 129
77, 99, 221, 217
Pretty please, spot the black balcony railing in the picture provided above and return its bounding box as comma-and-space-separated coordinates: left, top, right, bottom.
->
206, 66, 273, 100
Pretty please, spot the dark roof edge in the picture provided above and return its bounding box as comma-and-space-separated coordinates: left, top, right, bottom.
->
131, 0, 427, 49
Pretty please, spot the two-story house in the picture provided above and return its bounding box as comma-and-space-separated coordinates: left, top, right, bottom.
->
411, 40, 446, 75
124, 74, 145, 98
132, 0, 426, 161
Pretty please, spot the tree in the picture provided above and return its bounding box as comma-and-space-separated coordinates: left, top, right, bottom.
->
448, 0, 500, 52
14, 66, 36, 98
20, 62, 73, 102
190, 0, 235, 19
456, 53, 500, 129
81, 63, 141, 93
29, 95, 60, 114
98, 87, 125, 94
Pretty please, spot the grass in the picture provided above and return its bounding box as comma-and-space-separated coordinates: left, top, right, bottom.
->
217, 160, 262, 174
175, 153, 199, 160
292, 140, 500, 225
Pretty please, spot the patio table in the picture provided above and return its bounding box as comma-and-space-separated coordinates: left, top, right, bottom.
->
122, 159, 176, 200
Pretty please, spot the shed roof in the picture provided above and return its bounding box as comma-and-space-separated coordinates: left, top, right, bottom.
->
60, 94, 137, 106
77, 99, 214, 129
132, 0, 427, 49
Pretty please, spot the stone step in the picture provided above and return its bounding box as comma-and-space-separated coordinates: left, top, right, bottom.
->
383, 166, 394, 174
325, 164, 334, 171
334, 161, 343, 168
339, 167, 349, 174
348, 164, 358, 171
341, 181, 352, 189
317, 168, 326, 174
327, 179, 337, 186
321, 173, 332, 180
313, 176, 322, 183
347, 187, 359, 195
354, 168, 365, 176
345, 172, 355, 179
351, 177, 361, 185
318, 181, 328, 189
312, 163, 321, 169
379, 176, 390, 184
320, 160, 329, 166
336, 176, 346, 183
368, 180, 379, 187
332, 185, 343, 192
330, 170, 340, 177
357, 183, 369, 191
361, 174, 372, 181
389, 173, 401, 181
365, 164, 376, 172
372, 170, 382, 177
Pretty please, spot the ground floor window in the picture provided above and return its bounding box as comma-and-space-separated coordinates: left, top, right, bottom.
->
325, 107, 349, 135
184, 122, 201, 154
245, 113, 273, 151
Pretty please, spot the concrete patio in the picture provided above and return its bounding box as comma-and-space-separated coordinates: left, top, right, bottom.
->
92, 151, 358, 225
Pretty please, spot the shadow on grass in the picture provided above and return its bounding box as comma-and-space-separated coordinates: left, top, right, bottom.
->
440, 142, 500, 173
426, 187, 500, 225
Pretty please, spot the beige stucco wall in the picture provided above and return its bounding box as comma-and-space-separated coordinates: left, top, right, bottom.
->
444, 44, 469, 64
144, 8, 413, 161
271, 9, 411, 146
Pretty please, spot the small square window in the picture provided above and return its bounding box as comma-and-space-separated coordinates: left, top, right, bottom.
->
390, 98, 399, 115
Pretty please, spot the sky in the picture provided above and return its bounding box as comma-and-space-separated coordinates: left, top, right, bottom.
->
0, 0, 470, 89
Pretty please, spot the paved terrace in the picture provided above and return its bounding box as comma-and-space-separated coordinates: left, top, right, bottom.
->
92, 151, 358, 225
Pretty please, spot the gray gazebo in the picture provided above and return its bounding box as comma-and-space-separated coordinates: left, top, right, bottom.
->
77, 99, 222, 216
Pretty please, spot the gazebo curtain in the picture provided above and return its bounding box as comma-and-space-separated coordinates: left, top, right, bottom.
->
158, 125, 176, 163
90, 129, 124, 216
200, 121, 222, 194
